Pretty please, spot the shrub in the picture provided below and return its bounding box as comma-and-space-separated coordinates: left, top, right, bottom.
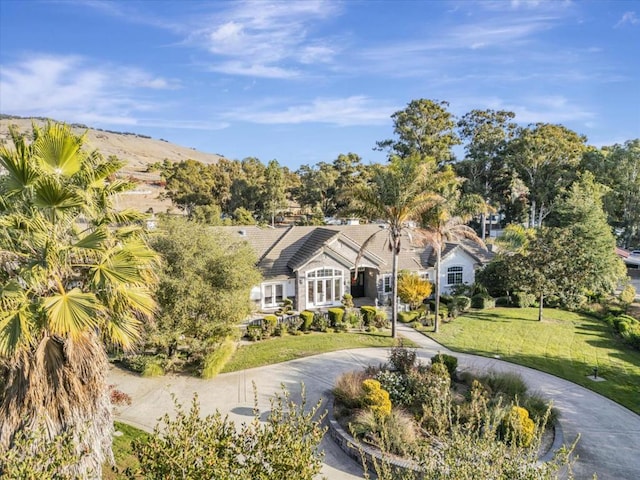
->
333, 370, 369, 408
246, 324, 262, 341
381, 408, 419, 456
300, 310, 314, 331
500, 406, 535, 447
495, 296, 513, 307
620, 284, 636, 307
312, 311, 329, 331
398, 310, 420, 323
273, 323, 287, 336
345, 310, 362, 328
522, 394, 558, 426
142, 359, 165, 378
109, 385, 132, 406
514, 292, 536, 308
334, 321, 349, 332
471, 294, 495, 309
481, 371, 528, 400
388, 343, 418, 374
451, 295, 471, 312
342, 293, 354, 309
431, 353, 458, 379
201, 339, 236, 379
263, 314, 278, 337
328, 307, 345, 326
360, 306, 377, 326
372, 308, 389, 328
361, 379, 392, 418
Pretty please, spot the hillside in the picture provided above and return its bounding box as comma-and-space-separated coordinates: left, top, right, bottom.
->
0, 116, 224, 213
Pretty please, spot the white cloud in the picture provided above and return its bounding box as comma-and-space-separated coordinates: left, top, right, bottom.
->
461, 95, 594, 125
189, 0, 342, 78
225, 96, 394, 126
0, 54, 175, 125
615, 11, 639, 28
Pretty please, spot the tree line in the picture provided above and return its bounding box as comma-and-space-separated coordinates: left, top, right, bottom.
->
156, 99, 639, 249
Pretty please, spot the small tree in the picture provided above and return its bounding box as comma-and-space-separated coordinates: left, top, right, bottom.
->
620, 284, 637, 311
398, 272, 433, 309
130, 386, 326, 480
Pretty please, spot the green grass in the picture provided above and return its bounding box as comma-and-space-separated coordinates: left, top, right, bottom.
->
222, 331, 412, 373
424, 307, 640, 414
103, 422, 147, 479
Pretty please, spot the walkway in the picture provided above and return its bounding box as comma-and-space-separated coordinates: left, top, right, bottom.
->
109, 324, 640, 480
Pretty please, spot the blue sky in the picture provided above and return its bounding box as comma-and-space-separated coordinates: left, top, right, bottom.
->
1, 0, 639, 169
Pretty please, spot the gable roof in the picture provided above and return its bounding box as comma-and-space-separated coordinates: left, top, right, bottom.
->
217, 225, 492, 280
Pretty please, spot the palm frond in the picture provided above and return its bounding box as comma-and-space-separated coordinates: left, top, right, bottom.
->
33, 176, 84, 211
32, 123, 85, 177
43, 288, 100, 338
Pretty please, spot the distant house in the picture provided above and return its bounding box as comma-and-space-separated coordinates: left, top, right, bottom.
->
220, 225, 493, 312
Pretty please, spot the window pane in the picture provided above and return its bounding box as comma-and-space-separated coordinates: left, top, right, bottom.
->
276, 284, 283, 302
308, 281, 314, 304
265, 285, 273, 304
334, 278, 341, 301
317, 280, 324, 302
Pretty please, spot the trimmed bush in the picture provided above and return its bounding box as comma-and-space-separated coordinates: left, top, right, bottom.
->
300, 310, 314, 331
514, 292, 536, 308
471, 294, 495, 309
431, 353, 458, 379
361, 379, 392, 418
360, 306, 377, 326
398, 310, 420, 323
495, 296, 512, 307
451, 295, 471, 312
263, 314, 278, 337
342, 293, 354, 309
372, 309, 388, 328
328, 307, 345, 326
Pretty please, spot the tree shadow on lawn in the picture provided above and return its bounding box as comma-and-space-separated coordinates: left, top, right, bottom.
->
574, 323, 610, 335
466, 310, 519, 322
497, 352, 640, 415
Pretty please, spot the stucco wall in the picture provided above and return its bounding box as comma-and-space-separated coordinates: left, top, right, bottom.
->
438, 249, 477, 294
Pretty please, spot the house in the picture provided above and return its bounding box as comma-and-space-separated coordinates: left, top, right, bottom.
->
220, 225, 493, 312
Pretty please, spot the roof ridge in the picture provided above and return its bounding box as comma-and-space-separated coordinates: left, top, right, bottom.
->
257, 225, 295, 263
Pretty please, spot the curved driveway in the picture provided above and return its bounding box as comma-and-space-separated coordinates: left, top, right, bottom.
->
109, 324, 640, 480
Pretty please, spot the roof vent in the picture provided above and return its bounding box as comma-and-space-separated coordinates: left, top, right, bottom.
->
239, 229, 247, 236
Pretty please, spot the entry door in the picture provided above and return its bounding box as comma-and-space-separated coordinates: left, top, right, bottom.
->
351, 271, 365, 298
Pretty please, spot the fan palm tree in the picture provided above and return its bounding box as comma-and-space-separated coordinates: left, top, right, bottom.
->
0, 122, 157, 478
420, 172, 485, 333
349, 155, 439, 338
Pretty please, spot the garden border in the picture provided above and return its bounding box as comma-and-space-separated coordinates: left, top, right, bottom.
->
327, 396, 564, 477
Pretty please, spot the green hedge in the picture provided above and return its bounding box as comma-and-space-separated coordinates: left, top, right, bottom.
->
328, 307, 345, 326
471, 294, 495, 309
398, 310, 420, 323
360, 306, 377, 326
300, 310, 314, 331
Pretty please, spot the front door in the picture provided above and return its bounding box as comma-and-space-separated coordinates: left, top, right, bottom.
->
350, 270, 365, 298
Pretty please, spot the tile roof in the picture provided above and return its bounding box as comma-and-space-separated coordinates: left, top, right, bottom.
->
216, 224, 492, 279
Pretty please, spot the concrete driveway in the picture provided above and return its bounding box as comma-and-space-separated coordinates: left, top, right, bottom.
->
110, 324, 640, 479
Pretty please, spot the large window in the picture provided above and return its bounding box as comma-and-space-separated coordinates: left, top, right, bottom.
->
447, 266, 463, 286
263, 283, 284, 308
307, 268, 343, 307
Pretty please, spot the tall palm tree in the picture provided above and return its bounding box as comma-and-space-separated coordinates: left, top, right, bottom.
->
0, 123, 157, 478
420, 173, 485, 333
349, 155, 439, 338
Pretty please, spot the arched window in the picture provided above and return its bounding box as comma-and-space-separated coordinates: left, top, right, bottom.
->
447, 266, 463, 285
307, 268, 344, 307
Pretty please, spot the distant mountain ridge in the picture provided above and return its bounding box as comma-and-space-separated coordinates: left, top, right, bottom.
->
0, 114, 224, 213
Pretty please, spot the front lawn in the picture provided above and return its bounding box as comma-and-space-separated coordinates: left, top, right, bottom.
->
222, 331, 413, 373
103, 422, 147, 479
425, 307, 640, 414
